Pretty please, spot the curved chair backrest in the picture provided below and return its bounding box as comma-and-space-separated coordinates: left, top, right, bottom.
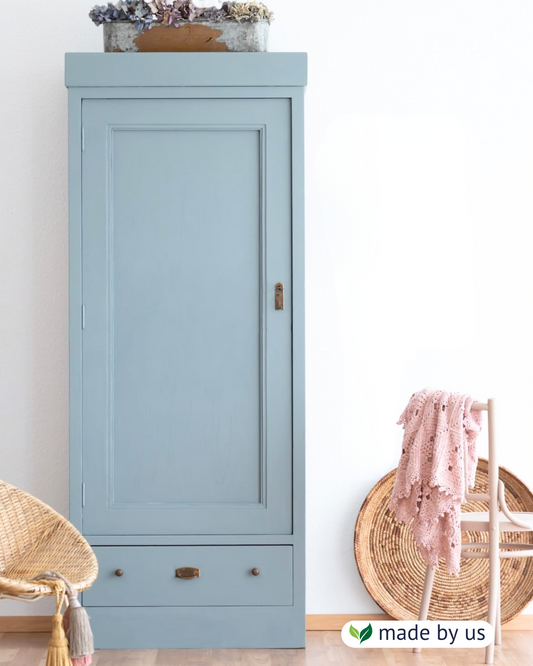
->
0, 480, 64, 575
0, 480, 98, 598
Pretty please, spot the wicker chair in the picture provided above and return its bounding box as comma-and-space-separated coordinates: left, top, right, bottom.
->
0, 480, 98, 601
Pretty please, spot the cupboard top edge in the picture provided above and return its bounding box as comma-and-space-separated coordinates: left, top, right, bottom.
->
65, 52, 308, 88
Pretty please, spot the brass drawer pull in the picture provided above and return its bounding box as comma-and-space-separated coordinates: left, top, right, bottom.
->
251, 568, 260, 576
176, 567, 200, 580
115, 569, 124, 577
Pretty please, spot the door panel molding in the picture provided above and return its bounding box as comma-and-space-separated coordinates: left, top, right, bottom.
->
104, 124, 269, 512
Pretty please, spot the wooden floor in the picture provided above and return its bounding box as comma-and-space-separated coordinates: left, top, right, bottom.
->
0, 631, 531, 665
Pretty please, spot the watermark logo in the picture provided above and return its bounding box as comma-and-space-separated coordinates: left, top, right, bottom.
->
342, 620, 493, 649
349, 623, 372, 645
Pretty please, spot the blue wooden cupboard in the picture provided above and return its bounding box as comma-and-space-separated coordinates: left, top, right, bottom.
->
65, 53, 306, 649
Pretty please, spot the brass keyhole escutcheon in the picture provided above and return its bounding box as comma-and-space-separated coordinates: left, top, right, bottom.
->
251, 568, 260, 576
176, 567, 201, 580
275, 283, 285, 311
115, 569, 123, 577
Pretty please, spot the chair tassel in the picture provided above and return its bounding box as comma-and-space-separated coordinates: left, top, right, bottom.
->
65, 596, 94, 665
71, 658, 92, 666
37, 572, 94, 666
46, 611, 71, 666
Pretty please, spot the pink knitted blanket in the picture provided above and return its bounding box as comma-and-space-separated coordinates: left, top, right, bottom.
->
389, 389, 482, 575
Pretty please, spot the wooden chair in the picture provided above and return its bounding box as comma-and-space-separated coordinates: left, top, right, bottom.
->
414, 398, 533, 664
0, 479, 98, 602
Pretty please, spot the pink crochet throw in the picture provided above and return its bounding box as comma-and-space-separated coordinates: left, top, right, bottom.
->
389, 389, 482, 575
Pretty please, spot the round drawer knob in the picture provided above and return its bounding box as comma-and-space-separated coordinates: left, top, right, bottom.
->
251, 568, 260, 576
115, 569, 124, 577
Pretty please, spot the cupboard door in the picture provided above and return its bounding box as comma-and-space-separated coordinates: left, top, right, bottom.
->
81, 98, 292, 535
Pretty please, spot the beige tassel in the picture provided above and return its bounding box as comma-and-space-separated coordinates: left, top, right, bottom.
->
66, 596, 94, 661
39, 571, 94, 665
45, 584, 71, 666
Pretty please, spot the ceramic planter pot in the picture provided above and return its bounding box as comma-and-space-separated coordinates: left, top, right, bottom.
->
103, 20, 269, 52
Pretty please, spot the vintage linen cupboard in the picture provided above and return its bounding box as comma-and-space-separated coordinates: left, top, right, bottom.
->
65, 53, 306, 649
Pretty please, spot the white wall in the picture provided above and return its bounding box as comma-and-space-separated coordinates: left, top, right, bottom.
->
2, 0, 533, 616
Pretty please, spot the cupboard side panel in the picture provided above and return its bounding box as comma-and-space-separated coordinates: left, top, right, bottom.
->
69, 88, 84, 531
290, 88, 306, 646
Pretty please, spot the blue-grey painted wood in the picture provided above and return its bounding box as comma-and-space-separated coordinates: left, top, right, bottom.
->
86, 606, 305, 648
67, 54, 306, 649
84, 546, 292, 607
290, 88, 307, 646
72, 86, 305, 100
68, 89, 83, 528
86, 534, 293, 546
65, 53, 307, 88
82, 97, 292, 536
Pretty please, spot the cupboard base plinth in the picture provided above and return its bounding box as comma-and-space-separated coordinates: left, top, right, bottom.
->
85, 605, 305, 649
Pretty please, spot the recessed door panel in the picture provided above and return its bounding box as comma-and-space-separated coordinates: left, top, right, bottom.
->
81, 98, 292, 535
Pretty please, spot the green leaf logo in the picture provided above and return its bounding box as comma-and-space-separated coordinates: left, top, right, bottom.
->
359, 623, 373, 645
349, 625, 359, 640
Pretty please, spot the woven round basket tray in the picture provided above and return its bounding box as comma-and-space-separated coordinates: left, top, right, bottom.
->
354, 459, 533, 622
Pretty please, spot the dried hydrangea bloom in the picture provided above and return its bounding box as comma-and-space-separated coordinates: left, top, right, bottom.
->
149, 0, 207, 24
229, 2, 274, 23
192, 0, 223, 8
148, 0, 175, 25
111, 0, 155, 28
89, 2, 128, 25
89, 0, 274, 29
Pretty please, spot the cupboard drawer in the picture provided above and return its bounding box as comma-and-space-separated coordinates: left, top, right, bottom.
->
84, 546, 293, 607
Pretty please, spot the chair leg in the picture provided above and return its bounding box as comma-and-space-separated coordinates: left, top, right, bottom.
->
485, 537, 500, 663
485, 398, 500, 665
413, 565, 436, 654
495, 585, 502, 646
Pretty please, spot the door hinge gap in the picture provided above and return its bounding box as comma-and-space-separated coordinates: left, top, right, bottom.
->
81, 483, 86, 507
81, 127, 85, 151
82, 305, 86, 329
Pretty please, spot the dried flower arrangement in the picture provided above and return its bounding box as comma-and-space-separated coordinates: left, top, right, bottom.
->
89, 1, 274, 31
